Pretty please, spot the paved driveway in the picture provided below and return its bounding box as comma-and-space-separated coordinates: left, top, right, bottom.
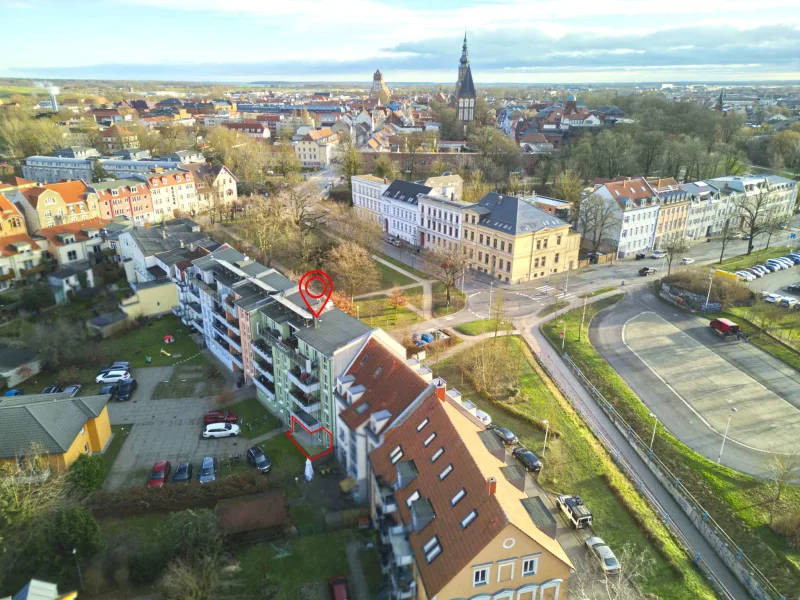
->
105, 366, 245, 490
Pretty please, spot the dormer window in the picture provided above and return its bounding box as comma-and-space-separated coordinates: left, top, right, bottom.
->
111, 189, 119, 196
130, 186, 137, 193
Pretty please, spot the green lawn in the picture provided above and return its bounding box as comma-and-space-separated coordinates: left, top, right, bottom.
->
151, 364, 225, 400
373, 250, 429, 279
717, 245, 793, 271
407, 282, 466, 317
355, 294, 424, 330
101, 317, 203, 367
230, 397, 279, 439
580, 285, 618, 298
436, 337, 715, 600
541, 295, 800, 597
453, 319, 513, 336
537, 299, 569, 317
236, 531, 351, 600
259, 435, 307, 485
374, 261, 415, 289
101, 425, 131, 471
360, 548, 384, 597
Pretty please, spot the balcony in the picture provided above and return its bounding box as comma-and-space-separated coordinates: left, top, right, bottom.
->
195, 278, 216, 296
287, 366, 320, 394
253, 339, 273, 363
379, 523, 414, 567
254, 359, 274, 381
230, 350, 243, 369
212, 323, 241, 352
211, 308, 229, 327
187, 285, 201, 302
21, 264, 47, 276
391, 566, 415, 600
254, 376, 275, 399
380, 488, 398, 514
192, 319, 204, 332
288, 388, 321, 413
335, 392, 348, 409
0, 270, 15, 282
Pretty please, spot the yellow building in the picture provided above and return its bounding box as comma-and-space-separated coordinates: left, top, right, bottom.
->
14, 180, 102, 232
462, 193, 580, 284
119, 279, 179, 319
370, 383, 574, 600
99, 124, 140, 154
0, 393, 111, 471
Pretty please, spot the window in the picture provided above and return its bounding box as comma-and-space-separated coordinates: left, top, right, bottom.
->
536, 240, 541, 250
390, 445, 403, 464
406, 490, 420, 507
500, 241, 505, 251
554, 253, 559, 264
80, 426, 85, 435
84, 444, 90, 454
461, 510, 477, 529
479, 234, 483, 244
473, 566, 489, 587
541, 257, 546, 267
67, 250, 77, 261
451, 488, 466, 505
423, 432, 436, 447
439, 463, 453, 480
557, 235, 562, 245
508, 243, 512, 253
522, 556, 539, 576
423, 536, 441, 563
416, 418, 429, 431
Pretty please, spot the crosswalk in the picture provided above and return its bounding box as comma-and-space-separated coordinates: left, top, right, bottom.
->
536, 285, 574, 300
536, 285, 554, 293
555, 291, 575, 300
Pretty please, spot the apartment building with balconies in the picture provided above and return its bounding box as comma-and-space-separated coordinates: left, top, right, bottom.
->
369, 381, 574, 600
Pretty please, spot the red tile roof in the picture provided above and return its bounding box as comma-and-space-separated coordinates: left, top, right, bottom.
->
0, 193, 23, 219
101, 124, 134, 138
35, 218, 110, 246
0, 233, 40, 257
19, 180, 95, 209
339, 339, 429, 431
603, 177, 656, 205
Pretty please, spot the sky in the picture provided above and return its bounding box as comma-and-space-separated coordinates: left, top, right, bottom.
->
1, 0, 799, 84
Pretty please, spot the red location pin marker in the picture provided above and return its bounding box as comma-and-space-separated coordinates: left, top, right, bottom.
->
298, 270, 334, 318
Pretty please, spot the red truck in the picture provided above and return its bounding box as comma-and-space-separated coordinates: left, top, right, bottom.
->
710, 318, 740, 337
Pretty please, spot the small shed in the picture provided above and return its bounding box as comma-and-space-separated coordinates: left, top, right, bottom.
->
216, 492, 289, 542
0, 342, 41, 388
86, 310, 130, 339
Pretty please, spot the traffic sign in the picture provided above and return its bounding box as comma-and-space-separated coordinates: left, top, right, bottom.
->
790, 233, 796, 240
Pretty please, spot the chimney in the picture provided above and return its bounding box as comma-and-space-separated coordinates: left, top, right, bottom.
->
384, 177, 388, 184
497, 195, 503, 203
487, 477, 497, 495
433, 377, 446, 402
180, 240, 184, 249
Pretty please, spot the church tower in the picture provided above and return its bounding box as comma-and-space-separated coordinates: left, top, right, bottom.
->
370, 69, 391, 104
455, 32, 476, 125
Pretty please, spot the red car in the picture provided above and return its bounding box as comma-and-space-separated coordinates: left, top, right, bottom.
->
328, 575, 349, 600
147, 460, 171, 488
203, 410, 238, 424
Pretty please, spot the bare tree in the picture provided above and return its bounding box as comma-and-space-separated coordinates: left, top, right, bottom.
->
568, 545, 655, 600
717, 218, 740, 264
281, 187, 327, 266
577, 194, 620, 253
242, 195, 288, 267
331, 136, 362, 206
424, 244, 469, 307
553, 169, 584, 223
759, 214, 785, 252
766, 449, 800, 525
662, 232, 690, 275
328, 242, 379, 299
735, 184, 778, 255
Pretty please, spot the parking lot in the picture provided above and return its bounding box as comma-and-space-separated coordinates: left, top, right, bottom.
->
623, 311, 800, 455
745, 260, 800, 302
104, 366, 255, 489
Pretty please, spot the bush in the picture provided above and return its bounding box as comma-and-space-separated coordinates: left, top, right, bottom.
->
166, 509, 222, 563
87, 472, 269, 518
662, 270, 753, 308
774, 511, 800, 548
68, 453, 107, 495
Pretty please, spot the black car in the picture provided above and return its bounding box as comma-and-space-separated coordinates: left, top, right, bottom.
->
116, 379, 138, 401
42, 385, 63, 394
99, 384, 119, 398
98, 362, 131, 375
638, 267, 657, 276
788, 284, 800, 293
512, 447, 543, 473
247, 446, 272, 473
635, 251, 646, 260
491, 426, 519, 445
172, 462, 193, 484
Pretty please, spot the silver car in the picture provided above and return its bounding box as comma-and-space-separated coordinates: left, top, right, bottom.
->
198, 456, 217, 484
585, 537, 621, 575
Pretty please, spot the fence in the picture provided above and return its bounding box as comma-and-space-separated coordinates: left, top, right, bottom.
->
534, 345, 785, 600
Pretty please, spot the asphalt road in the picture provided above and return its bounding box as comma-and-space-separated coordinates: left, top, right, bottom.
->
590, 289, 800, 477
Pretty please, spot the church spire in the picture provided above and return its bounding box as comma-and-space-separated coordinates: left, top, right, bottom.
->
460, 30, 469, 66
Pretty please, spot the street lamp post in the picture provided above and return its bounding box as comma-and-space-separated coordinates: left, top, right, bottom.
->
542, 419, 550, 453
488, 281, 493, 315
72, 548, 84, 590
717, 407, 738, 466
579, 282, 591, 341
560, 321, 567, 350
705, 268, 716, 308
648, 412, 659, 451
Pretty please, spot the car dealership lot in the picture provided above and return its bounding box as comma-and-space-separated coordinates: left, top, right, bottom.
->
104, 366, 245, 490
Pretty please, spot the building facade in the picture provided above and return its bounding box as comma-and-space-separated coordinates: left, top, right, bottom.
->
294, 127, 339, 168
14, 181, 102, 231
133, 169, 199, 219
22, 156, 93, 184
418, 194, 464, 250
382, 180, 433, 244
98, 124, 140, 154
592, 178, 660, 258
352, 174, 389, 225
91, 179, 155, 224
462, 193, 580, 284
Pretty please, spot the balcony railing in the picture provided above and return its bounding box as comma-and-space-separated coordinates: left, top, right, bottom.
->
254, 359, 274, 380
288, 388, 320, 413
253, 339, 273, 363
192, 319, 204, 332
0, 270, 15, 281
195, 278, 215, 296
212, 323, 241, 351
287, 367, 320, 394
21, 264, 47, 276
230, 351, 243, 369
254, 376, 275, 398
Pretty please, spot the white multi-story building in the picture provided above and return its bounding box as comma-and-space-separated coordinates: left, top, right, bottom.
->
133, 169, 199, 219
418, 194, 464, 251
294, 127, 340, 168
381, 180, 433, 245
709, 175, 798, 226
681, 181, 729, 240
591, 177, 660, 258
352, 175, 389, 225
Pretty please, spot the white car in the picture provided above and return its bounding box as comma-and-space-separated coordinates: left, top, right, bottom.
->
203, 422, 241, 438
681, 257, 695, 264
475, 409, 492, 426
651, 250, 666, 259
95, 370, 131, 384
735, 271, 755, 282
780, 297, 798, 308
765, 293, 783, 304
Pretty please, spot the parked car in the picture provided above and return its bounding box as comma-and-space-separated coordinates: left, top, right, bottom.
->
787, 284, 800, 292
328, 575, 350, 600
766, 293, 783, 303
172, 462, 193, 484
774, 258, 794, 268
585, 537, 622, 575
247, 446, 272, 473
681, 257, 695, 264
116, 379, 138, 401
42, 385, 63, 394
710, 318, 740, 337
743, 268, 762, 278
198, 456, 217, 484
4, 389, 23, 396
386, 237, 402, 247
634, 251, 646, 260
780, 297, 798, 308
512, 447, 542, 472
95, 370, 131, 384
203, 422, 240, 438
786, 254, 800, 265
98, 361, 131, 374
475, 409, 492, 426
490, 426, 518, 445
99, 384, 118, 398
759, 263, 778, 272
148, 460, 171, 488
766, 259, 786, 270
741, 233, 751, 240
63, 384, 81, 397
651, 250, 666, 259
735, 271, 754, 281
638, 267, 657, 276
204, 410, 239, 424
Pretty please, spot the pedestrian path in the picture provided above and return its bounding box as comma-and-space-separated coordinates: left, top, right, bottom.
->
249, 426, 286, 445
